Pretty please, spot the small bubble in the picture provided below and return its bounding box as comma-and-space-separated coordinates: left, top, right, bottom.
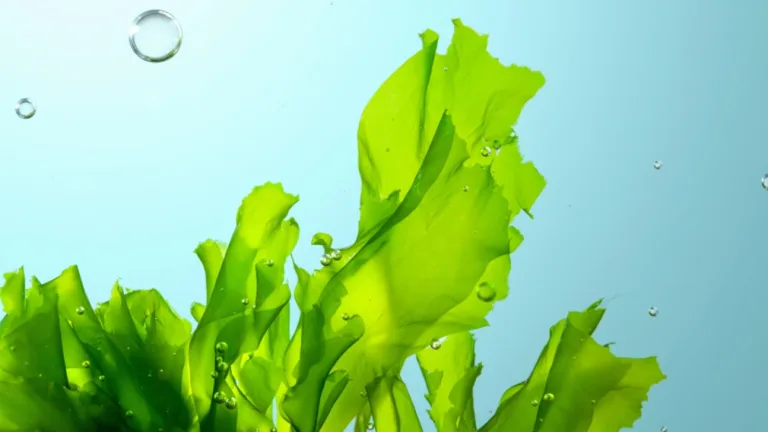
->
480, 146, 492, 157
429, 338, 442, 350
98, 375, 106, 381
462, 185, 469, 192
531, 399, 539, 407
543, 393, 555, 401
215, 342, 228, 353
81, 360, 90, 368
653, 160, 663, 170
648, 306, 658, 317
475, 282, 497, 302
762, 174, 768, 191
128, 10, 183, 63
342, 313, 350, 321
76, 306, 85, 315
225, 397, 237, 410
125, 410, 134, 418
15, 98, 36, 119
241, 298, 249, 305
330, 249, 342, 261
320, 254, 332, 266
266, 259, 275, 267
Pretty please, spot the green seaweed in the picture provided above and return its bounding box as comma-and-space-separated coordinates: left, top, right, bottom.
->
0, 20, 664, 432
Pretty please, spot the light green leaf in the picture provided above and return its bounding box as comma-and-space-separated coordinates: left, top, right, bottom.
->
417, 332, 482, 432
480, 301, 666, 432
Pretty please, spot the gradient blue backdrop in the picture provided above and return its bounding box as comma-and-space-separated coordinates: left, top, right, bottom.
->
1, 0, 765, 430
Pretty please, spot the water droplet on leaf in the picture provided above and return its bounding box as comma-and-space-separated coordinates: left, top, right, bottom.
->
543, 393, 555, 401
241, 298, 249, 305
213, 391, 226, 404
76, 306, 85, 315
342, 313, 350, 321
430, 338, 442, 350
531, 399, 539, 406
320, 254, 332, 266
215, 342, 228, 353
480, 146, 492, 157
462, 185, 469, 192
125, 410, 134, 417
98, 375, 106, 381
81, 360, 90, 368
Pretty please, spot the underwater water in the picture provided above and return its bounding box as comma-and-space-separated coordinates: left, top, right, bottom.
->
0, 0, 766, 431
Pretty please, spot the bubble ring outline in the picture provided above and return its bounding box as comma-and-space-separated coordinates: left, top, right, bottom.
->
128, 9, 183, 63
15, 98, 36, 119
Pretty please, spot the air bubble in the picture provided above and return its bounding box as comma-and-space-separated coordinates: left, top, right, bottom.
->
225, 397, 237, 410
128, 10, 183, 63
475, 282, 497, 302
15, 98, 36, 119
